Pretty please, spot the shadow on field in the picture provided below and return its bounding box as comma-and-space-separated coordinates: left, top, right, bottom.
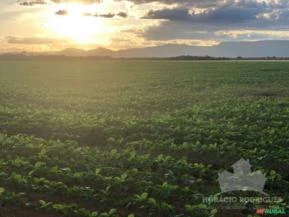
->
0, 125, 107, 148
238, 89, 288, 98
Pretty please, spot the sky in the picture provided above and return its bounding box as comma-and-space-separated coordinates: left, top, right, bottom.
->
1, 0, 289, 52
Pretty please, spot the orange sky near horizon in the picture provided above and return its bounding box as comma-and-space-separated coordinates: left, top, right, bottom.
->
1, 0, 289, 52
1, 0, 194, 52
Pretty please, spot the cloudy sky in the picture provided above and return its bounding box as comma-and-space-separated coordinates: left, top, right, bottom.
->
1, 0, 289, 52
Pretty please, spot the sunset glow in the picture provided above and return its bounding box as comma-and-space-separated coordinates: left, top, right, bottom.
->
45, 7, 115, 45
1, 0, 289, 53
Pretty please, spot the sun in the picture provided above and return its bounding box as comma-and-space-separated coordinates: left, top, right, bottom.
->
47, 15, 100, 44
44, 4, 116, 45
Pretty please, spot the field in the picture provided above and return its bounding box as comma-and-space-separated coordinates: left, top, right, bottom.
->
0, 60, 288, 217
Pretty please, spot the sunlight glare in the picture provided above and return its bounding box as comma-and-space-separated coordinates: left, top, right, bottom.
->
45, 3, 116, 45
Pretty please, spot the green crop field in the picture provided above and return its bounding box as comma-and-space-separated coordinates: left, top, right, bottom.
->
0, 60, 288, 217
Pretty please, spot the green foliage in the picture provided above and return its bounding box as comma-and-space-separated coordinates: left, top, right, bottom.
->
0, 61, 288, 216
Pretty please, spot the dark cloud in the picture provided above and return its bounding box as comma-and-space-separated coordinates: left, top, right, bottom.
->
84, 12, 128, 18
51, 0, 100, 3
97, 13, 115, 18
143, 8, 190, 21
55, 9, 68, 15
143, 1, 267, 23
6, 36, 65, 44
18, 0, 47, 6
140, 0, 289, 42
18, 0, 101, 5
117, 12, 128, 18
19, 0, 215, 4
18, 0, 217, 6
116, 0, 215, 5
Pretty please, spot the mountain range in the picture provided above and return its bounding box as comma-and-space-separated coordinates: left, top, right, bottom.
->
3, 40, 289, 58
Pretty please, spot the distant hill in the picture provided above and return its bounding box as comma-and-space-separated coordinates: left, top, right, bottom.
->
57, 48, 114, 57
2, 40, 289, 58
57, 48, 87, 56
53, 40, 289, 58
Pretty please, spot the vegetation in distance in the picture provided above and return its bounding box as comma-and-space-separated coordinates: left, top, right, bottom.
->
1, 53, 289, 61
